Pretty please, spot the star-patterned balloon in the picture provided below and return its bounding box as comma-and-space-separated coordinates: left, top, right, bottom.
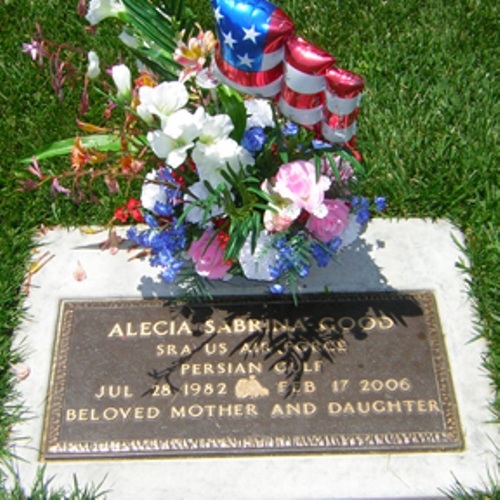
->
211, 0, 294, 98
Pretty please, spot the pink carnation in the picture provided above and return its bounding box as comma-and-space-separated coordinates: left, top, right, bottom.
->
306, 199, 350, 242
188, 230, 232, 279
273, 160, 331, 216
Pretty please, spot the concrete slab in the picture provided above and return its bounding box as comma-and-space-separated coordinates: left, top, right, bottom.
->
9, 218, 499, 498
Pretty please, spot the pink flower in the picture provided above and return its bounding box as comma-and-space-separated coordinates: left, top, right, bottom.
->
261, 179, 300, 233
173, 27, 216, 82
188, 230, 232, 279
306, 199, 350, 242
273, 160, 331, 217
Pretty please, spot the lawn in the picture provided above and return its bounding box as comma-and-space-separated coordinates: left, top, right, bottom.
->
0, 0, 498, 496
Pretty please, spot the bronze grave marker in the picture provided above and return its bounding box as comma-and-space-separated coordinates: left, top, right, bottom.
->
42, 292, 463, 459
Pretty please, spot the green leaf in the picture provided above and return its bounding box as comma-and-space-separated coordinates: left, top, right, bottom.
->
217, 85, 247, 143
246, 186, 273, 203
251, 210, 261, 252
324, 152, 342, 183
337, 148, 365, 176
279, 151, 288, 163
20, 134, 122, 163
314, 154, 322, 181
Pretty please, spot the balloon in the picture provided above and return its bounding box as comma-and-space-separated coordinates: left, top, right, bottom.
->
322, 67, 364, 144
211, 0, 294, 98
278, 36, 335, 128
211, 0, 365, 146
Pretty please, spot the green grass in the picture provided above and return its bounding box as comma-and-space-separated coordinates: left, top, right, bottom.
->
0, 0, 499, 496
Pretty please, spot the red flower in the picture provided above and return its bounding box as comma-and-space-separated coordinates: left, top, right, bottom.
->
126, 198, 144, 222
113, 198, 144, 223
217, 231, 230, 248
296, 210, 309, 225
114, 206, 128, 223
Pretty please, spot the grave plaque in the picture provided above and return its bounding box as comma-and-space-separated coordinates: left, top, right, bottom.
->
42, 291, 463, 459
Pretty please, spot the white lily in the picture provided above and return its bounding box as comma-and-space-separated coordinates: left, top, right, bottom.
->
87, 51, 100, 79
111, 64, 131, 101
147, 108, 203, 168
197, 112, 234, 145
137, 81, 189, 124
193, 137, 254, 188
85, 0, 126, 25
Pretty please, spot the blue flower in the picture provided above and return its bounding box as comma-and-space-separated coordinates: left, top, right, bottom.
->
311, 237, 341, 267
242, 127, 267, 154
351, 196, 369, 210
269, 284, 284, 294
281, 122, 299, 136
157, 167, 181, 206
126, 227, 138, 241
144, 212, 159, 228
356, 208, 370, 224
159, 259, 184, 283
269, 265, 282, 280
351, 196, 371, 224
311, 139, 332, 150
154, 201, 174, 217
374, 196, 386, 211
298, 263, 310, 278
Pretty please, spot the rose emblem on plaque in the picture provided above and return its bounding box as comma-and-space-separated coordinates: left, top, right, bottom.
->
235, 375, 270, 399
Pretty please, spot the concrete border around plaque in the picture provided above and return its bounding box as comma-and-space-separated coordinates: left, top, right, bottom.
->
10, 219, 499, 498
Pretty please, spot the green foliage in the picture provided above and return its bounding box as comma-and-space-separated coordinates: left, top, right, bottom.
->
0, 464, 108, 500
444, 475, 500, 499
121, 0, 195, 80
19, 135, 122, 164
216, 85, 247, 143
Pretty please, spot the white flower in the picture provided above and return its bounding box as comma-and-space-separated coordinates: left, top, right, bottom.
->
140, 171, 166, 212
183, 181, 225, 225
111, 64, 131, 100
198, 112, 234, 145
147, 108, 203, 168
245, 99, 275, 129
238, 231, 278, 281
193, 138, 254, 188
195, 68, 219, 89
85, 0, 126, 25
137, 81, 189, 124
87, 51, 100, 79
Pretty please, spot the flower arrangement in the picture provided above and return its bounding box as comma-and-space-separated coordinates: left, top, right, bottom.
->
21, 0, 385, 299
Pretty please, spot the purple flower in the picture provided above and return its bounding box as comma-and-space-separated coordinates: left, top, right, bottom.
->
50, 178, 70, 197
22, 39, 44, 62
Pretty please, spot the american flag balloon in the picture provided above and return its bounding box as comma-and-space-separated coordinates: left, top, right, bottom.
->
321, 67, 364, 144
211, 0, 294, 98
278, 36, 335, 129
